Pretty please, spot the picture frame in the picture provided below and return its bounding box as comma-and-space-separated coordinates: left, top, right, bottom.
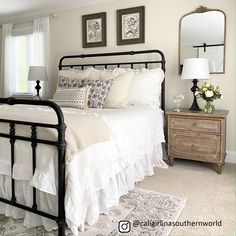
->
82, 12, 107, 48
117, 6, 145, 45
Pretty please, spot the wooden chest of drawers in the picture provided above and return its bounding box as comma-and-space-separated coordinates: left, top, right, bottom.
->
166, 109, 229, 174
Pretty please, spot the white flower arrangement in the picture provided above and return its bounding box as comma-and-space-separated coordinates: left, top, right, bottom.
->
195, 83, 222, 102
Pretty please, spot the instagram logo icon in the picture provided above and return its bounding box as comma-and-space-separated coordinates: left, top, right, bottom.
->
118, 220, 131, 233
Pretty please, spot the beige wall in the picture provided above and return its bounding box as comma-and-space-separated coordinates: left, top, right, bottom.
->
0, 30, 2, 97
50, 0, 236, 155
0, 0, 235, 156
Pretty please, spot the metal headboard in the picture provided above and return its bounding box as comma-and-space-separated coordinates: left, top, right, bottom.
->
58, 49, 166, 110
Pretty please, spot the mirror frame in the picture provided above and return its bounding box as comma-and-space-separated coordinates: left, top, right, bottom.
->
178, 6, 226, 74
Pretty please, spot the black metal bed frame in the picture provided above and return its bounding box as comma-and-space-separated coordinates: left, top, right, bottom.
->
0, 49, 165, 236
0, 98, 67, 236
59, 49, 166, 111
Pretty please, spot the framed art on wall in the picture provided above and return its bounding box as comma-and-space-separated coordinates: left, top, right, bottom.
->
82, 12, 107, 48
117, 6, 145, 45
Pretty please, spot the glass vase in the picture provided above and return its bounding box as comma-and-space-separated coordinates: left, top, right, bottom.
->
204, 101, 215, 113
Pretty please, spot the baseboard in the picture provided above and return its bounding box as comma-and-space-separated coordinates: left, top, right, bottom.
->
225, 151, 236, 164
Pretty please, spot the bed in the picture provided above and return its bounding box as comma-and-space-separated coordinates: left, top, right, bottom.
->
0, 49, 167, 236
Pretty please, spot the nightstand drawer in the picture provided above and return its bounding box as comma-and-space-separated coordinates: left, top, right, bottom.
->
168, 131, 221, 162
169, 117, 221, 133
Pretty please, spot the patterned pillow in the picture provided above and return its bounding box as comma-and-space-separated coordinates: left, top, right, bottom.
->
52, 87, 90, 109
57, 75, 84, 89
83, 80, 114, 108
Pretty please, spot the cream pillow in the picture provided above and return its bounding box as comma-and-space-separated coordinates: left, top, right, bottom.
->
52, 87, 90, 109
103, 71, 134, 108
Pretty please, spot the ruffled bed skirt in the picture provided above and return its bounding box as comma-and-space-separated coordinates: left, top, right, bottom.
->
0, 143, 167, 235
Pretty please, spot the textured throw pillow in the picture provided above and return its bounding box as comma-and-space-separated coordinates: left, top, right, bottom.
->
57, 69, 91, 88
83, 80, 114, 108
128, 68, 164, 107
103, 71, 134, 108
57, 76, 84, 89
52, 87, 90, 109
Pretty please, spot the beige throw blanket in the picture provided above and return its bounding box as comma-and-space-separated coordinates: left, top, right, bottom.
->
0, 105, 112, 163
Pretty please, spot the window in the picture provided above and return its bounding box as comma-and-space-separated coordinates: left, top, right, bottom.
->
11, 34, 33, 93
9, 22, 34, 95
2, 18, 49, 98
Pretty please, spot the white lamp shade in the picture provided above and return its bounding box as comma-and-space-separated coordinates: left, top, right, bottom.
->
181, 58, 209, 80
28, 66, 48, 81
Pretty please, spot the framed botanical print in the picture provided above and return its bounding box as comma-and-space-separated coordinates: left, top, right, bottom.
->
82, 12, 107, 48
117, 6, 145, 45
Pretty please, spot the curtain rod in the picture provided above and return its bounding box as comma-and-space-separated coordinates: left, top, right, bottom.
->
0, 14, 57, 28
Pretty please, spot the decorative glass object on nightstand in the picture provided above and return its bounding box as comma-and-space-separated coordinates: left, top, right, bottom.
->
173, 94, 184, 112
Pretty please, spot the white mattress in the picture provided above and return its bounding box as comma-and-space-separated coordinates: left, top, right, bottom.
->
0, 105, 167, 235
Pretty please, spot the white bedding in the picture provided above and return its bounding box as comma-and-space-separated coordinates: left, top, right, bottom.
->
0, 105, 167, 235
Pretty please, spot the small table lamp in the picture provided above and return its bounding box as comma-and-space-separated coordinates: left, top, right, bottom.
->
181, 58, 209, 111
28, 66, 48, 99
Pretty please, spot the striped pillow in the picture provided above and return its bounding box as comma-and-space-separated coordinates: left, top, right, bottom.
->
52, 87, 90, 109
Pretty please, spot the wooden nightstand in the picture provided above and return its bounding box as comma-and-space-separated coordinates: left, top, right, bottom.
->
166, 109, 229, 174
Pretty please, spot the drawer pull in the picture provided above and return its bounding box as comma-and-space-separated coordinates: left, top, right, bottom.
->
192, 122, 197, 127
192, 144, 196, 152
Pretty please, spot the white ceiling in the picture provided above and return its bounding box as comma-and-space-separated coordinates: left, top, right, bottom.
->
0, 0, 114, 24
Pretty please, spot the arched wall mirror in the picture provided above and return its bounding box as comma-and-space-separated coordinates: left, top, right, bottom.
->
179, 6, 226, 74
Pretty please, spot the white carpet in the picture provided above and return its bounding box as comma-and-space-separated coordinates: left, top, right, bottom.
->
0, 188, 186, 236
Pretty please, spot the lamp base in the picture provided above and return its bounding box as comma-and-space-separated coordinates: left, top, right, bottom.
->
189, 79, 201, 111
189, 97, 201, 111
35, 80, 41, 99
33, 95, 41, 100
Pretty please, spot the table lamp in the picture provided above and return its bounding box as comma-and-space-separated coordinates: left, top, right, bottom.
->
28, 66, 48, 99
181, 58, 209, 111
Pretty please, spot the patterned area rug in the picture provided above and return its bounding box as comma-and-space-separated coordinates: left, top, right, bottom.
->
0, 188, 186, 236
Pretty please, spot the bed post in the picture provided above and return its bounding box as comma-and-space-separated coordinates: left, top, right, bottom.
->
57, 122, 67, 236
0, 97, 67, 236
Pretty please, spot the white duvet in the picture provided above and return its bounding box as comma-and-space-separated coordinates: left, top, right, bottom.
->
0, 105, 167, 235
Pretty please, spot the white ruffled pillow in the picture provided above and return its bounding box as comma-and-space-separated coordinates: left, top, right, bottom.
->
85, 68, 101, 80
100, 67, 164, 107
58, 68, 90, 80
128, 68, 164, 107
52, 87, 90, 109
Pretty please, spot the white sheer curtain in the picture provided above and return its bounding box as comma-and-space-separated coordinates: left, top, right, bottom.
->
0, 17, 50, 98
32, 17, 50, 99
0, 23, 14, 97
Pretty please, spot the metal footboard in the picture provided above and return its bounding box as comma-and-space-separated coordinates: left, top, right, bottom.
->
0, 97, 67, 236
